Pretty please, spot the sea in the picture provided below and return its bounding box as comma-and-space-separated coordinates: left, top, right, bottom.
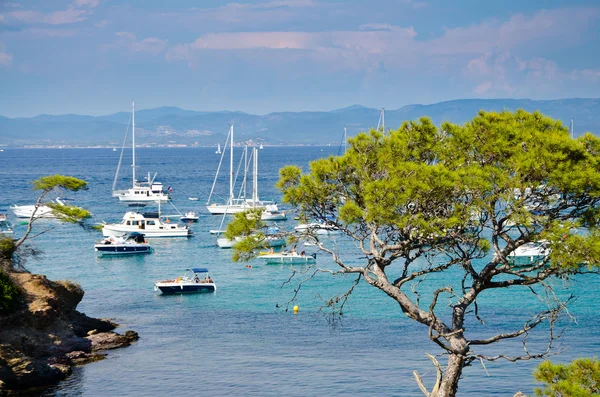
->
1, 147, 599, 396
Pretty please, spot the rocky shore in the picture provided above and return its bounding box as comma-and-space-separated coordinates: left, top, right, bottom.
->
0, 270, 138, 393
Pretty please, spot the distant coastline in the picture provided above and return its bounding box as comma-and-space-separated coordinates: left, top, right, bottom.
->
1, 98, 598, 147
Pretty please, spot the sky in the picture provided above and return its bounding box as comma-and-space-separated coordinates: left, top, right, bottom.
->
1, 0, 599, 117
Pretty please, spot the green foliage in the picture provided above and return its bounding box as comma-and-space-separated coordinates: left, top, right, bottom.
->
33, 174, 88, 192
0, 270, 22, 314
224, 209, 269, 262
0, 236, 16, 260
225, 109, 600, 394
15, 174, 92, 254
534, 358, 600, 396
46, 202, 91, 224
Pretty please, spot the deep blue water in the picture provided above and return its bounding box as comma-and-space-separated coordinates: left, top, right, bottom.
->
0, 147, 599, 396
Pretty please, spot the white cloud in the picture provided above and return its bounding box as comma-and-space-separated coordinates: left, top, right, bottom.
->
0, 42, 12, 66
4, 6, 90, 25
74, 0, 100, 7
95, 19, 109, 28
115, 31, 136, 41
107, 32, 167, 55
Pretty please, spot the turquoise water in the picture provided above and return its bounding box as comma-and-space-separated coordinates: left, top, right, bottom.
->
1, 147, 599, 396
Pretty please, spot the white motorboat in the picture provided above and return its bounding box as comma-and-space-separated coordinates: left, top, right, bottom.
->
261, 204, 287, 221
507, 240, 551, 265
206, 129, 273, 214
259, 250, 317, 264
112, 102, 170, 203
154, 268, 216, 294
9, 197, 68, 219
94, 232, 152, 256
294, 222, 340, 235
0, 211, 13, 234
181, 211, 199, 222
102, 211, 192, 238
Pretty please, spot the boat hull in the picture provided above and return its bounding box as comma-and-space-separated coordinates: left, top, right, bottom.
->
10, 205, 56, 219
95, 244, 152, 255
102, 225, 191, 238
260, 254, 316, 265
155, 283, 216, 294
206, 204, 266, 215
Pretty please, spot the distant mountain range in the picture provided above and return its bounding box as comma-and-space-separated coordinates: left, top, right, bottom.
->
1, 98, 598, 147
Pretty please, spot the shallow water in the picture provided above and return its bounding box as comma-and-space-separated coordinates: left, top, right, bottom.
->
1, 147, 598, 396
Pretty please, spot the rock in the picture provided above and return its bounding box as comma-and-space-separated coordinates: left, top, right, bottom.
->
87, 330, 139, 351
0, 270, 138, 392
70, 311, 116, 337
0, 344, 69, 389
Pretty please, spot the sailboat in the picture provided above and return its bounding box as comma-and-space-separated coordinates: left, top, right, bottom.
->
216, 143, 221, 154
206, 128, 273, 215
112, 102, 170, 203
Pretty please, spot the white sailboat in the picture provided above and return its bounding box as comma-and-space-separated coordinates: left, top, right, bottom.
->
206, 128, 273, 215
112, 102, 170, 203
216, 143, 221, 154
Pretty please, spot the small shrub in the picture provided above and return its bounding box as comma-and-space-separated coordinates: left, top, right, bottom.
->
0, 270, 22, 314
0, 236, 16, 260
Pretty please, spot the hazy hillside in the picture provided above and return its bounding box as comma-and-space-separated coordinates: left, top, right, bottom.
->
0, 98, 598, 147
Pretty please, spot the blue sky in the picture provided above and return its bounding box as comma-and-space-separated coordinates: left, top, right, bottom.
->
1, 0, 599, 117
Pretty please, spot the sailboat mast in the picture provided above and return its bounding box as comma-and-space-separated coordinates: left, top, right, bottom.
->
571, 118, 574, 139
132, 101, 136, 187
253, 147, 258, 204
377, 108, 385, 132
229, 125, 234, 204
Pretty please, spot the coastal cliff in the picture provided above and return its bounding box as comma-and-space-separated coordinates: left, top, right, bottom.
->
0, 265, 138, 392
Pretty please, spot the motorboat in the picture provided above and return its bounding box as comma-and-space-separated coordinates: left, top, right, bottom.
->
102, 211, 192, 238
0, 211, 13, 234
181, 211, 199, 222
507, 240, 551, 265
154, 268, 216, 294
114, 177, 170, 203
261, 204, 287, 221
294, 222, 340, 235
94, 232, 151, 256
189, 197, 200, 201
259, 250, 317, 265
112, 102, 170, 203
10, 197, 68, 219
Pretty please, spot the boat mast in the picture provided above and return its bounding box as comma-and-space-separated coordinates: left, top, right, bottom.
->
229, 125, 234, 205
377, 108, 385, 132
132, 101, 136, 187
253, 147, 258, 205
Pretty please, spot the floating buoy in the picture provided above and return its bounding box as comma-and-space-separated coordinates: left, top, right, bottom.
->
293, 305, 299, 314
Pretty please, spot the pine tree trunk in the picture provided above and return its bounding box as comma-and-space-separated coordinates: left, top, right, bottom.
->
436, 353, 465, 397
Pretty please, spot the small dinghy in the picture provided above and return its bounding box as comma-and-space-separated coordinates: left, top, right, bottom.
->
181, 211, 199, 222
154, 268, 216, 294
94, 232, 152, 256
